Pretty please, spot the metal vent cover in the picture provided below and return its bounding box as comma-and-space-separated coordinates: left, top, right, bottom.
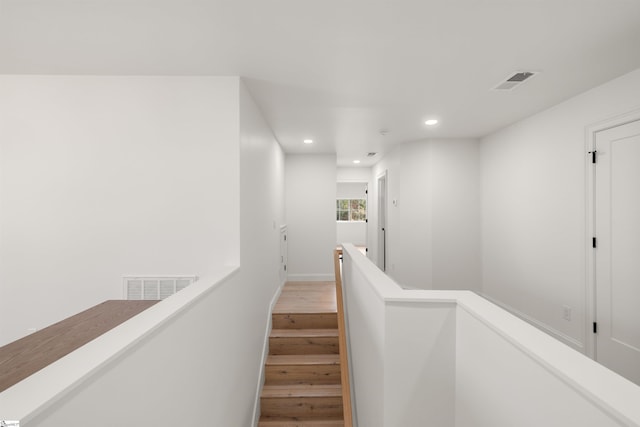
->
124, 276, 198, 300
493, 71, 539, 91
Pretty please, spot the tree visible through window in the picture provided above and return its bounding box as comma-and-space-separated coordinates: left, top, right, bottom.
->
337, 199, 366, 221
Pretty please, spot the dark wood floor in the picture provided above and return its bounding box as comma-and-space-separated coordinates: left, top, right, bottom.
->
0, 300, 158, 393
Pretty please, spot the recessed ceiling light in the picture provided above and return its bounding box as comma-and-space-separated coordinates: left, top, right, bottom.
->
303, 139, 313, 144
424, 119, 439, 126
353, 160, 361, 164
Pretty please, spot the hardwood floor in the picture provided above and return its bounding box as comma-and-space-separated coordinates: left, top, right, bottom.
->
259, 281, 345, 427
273, 282, 337, 314
0, 300, 158, 393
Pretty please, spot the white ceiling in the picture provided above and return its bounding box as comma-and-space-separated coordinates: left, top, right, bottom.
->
2, 0, 640, 166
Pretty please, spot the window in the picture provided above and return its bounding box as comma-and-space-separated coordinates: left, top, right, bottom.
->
337, 199, 366, 221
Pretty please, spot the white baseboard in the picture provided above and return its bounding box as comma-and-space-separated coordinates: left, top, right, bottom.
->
287, 273, 334, 282
478, 292, 584, 352
252, 282, 285, 427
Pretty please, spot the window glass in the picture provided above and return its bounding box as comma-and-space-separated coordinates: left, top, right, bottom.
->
336, 199, 367, 222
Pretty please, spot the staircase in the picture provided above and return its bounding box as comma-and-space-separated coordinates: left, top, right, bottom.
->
258, 281, 346, 426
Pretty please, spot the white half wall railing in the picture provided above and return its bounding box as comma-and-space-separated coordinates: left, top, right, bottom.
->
340, 243, 640, 427
0, 266, 261, 426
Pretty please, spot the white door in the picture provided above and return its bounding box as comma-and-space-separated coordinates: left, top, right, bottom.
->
280, 226, 288, 283
594, 119, 640, 385
365, 183, 369, 257
377, 172, 387, 271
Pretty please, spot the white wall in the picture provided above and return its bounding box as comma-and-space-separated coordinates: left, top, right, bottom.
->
12, 270, 258, 426
237, 80, 287, 424
370, 139, 480, 291
239, 81, 286, 287
480, 68, 640, 351
341, 244, 640, 427
0, 76, 240, 346
285, 154, 336, 281
337, 182, 367, 200
385, 301, 456, 426
337, 182, 367, 247
342, 245, 456, 427
337, 166, 371, 183
337, 222, 367, 247
1, 78, 287, 427
342, 249, 387, 427
6, 269, 280, 427
455, 307, 625, 427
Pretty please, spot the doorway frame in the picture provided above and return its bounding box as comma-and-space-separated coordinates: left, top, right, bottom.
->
377, 170, 388, 271
336, 179, 370, 254
585, 108, 640, 359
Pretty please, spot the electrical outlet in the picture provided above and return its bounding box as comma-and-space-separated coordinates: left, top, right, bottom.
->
562, 305, 572, 321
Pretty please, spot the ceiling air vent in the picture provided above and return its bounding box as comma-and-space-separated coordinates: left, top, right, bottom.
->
493, 71, 539, 91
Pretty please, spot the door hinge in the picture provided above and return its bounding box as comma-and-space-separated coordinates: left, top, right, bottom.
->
593, 322, 598, 334
588, 150, 597, 164
592, 237, 597, 248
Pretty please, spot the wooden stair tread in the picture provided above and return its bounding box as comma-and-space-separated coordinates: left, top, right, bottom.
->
272, 313, 338, 330
269, 330, 339, 355
265, 354, 341, 385
258, 418, 344, 426
262, 384, 342, 398
270, 329, 338, 338
260, 281, 348, 423
267, 354, 340, 366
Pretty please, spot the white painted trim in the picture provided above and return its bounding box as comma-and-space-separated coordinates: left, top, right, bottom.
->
287, 273, 334, 282
584, 107, 640, 360
478, 292, 584, 352
251, 281, 285, 427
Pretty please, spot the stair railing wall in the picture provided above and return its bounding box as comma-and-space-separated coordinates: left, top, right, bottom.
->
0, 266, 269, 427
339, 243, 640, 427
